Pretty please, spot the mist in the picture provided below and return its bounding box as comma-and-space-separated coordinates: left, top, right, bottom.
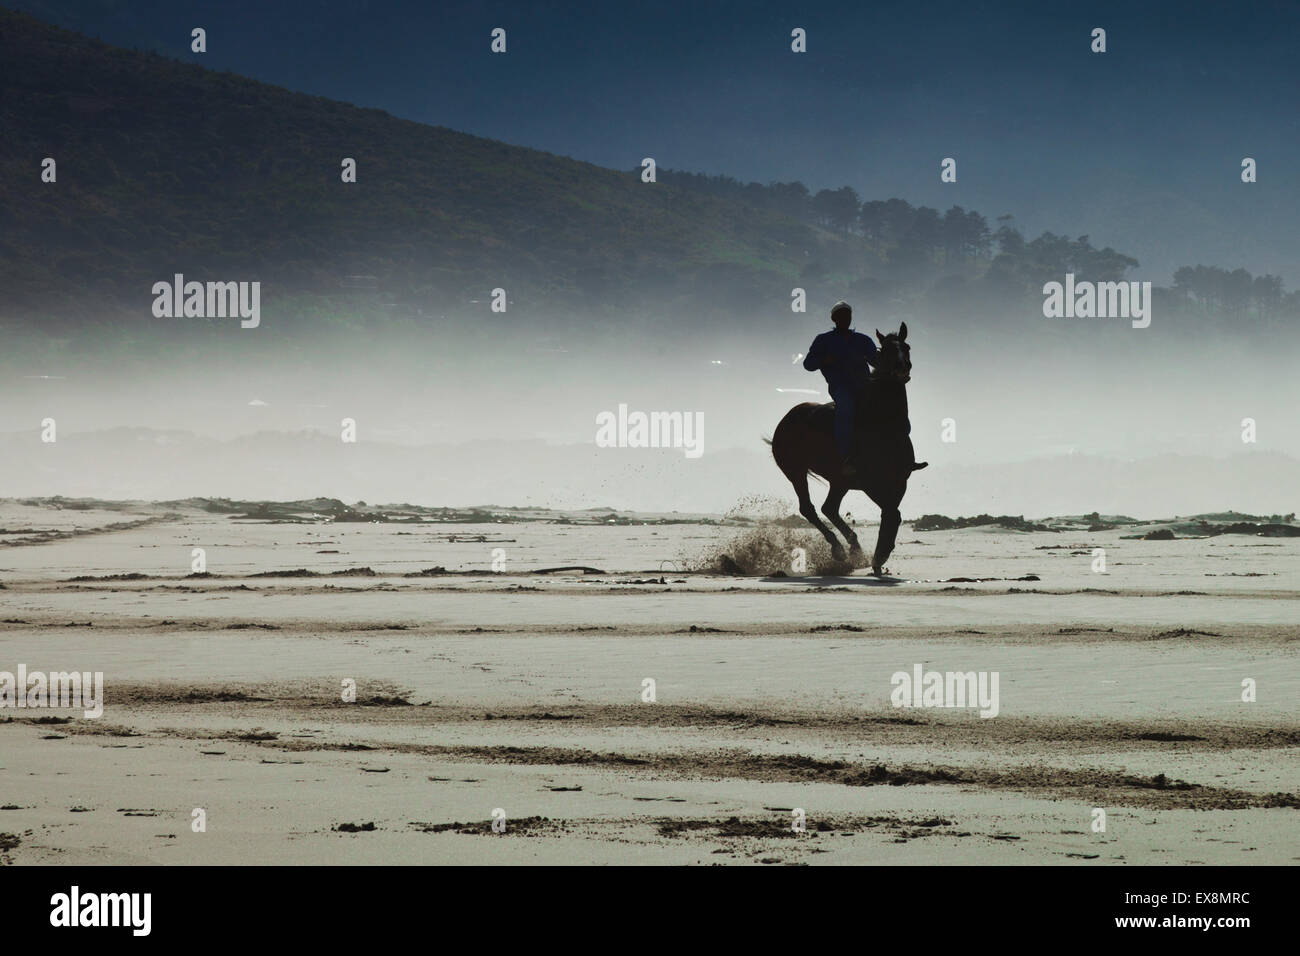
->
3, 303, 1296, 517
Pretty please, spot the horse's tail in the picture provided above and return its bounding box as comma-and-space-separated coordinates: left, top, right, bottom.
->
762, 437, 779, 469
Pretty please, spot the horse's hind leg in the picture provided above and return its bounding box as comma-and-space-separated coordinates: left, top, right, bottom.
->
784, 467, 845, 562
820, 484, 863, 559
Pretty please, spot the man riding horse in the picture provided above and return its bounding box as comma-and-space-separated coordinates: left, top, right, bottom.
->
772, 303, 926, 574
802, 300, 914, 477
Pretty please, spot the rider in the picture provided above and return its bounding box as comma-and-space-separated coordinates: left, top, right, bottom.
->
802, 301, 876, 476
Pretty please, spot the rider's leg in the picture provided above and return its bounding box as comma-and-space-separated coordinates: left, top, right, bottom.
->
830, 386, 856, 474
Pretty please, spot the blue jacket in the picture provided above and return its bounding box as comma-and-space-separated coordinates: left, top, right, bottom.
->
803, 328, 877, 391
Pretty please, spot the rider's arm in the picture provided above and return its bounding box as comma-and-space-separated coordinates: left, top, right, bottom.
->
802, 337, 824, 371
862, 336, 879, 370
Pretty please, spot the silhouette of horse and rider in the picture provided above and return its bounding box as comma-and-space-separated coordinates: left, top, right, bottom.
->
771, 300, 926, 576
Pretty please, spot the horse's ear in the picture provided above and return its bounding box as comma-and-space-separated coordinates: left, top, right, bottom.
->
898, 322, 908, 341
875, 328, 884, 342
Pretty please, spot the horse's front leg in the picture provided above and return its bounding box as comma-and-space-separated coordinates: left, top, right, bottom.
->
871, 504, 901, 576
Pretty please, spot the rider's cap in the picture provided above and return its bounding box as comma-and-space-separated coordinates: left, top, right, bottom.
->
830, 300, 852, 318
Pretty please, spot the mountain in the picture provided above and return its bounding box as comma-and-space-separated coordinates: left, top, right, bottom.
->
4, 9, 1296, 348
0, 9, 833, 330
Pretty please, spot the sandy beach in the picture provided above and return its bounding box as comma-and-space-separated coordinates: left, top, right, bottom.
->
0, 499, 1296, 865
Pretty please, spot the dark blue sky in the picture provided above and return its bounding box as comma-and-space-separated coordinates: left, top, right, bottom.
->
14, 0, 1300, 281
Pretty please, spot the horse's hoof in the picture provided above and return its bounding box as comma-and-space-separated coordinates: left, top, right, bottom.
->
911, 461, 928, 471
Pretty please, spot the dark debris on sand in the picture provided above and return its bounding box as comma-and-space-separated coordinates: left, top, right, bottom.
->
411, 816, 559, 836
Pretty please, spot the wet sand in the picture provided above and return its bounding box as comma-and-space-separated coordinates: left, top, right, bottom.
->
0, 501, 1296, 865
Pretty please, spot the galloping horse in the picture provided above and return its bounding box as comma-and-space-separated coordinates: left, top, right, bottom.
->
770, 322, 924, 576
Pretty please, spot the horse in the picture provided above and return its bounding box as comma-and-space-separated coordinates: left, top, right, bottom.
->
769, 322, 925, 576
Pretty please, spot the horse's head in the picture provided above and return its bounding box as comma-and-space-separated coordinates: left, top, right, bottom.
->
873, 322, 912, 384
